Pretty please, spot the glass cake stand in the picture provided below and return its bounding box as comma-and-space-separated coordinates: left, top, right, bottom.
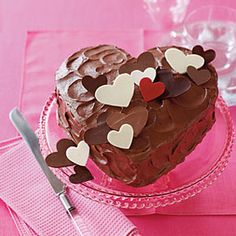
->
39, 93, 234, 215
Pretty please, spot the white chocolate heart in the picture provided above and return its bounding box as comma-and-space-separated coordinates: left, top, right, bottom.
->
66, 141, 90, 166
95, 73, 134, 107
165, 48, 204, 74
131, 67, 156, 86
107, 124, 134, 149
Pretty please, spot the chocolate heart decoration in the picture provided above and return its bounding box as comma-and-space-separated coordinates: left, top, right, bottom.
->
140, 78, 165, 102
97, 112, 109, 126
156, 69, 191, 98
131, 67, 156, 86
84, 112, 111, 145
45, 139, 76, 167
165, 47, 204, 74
84, 125, 110, 145
192, 45, 216, 64
69, 165, 94, 184
106, 106, 148, 137
95, 74, 134, 107
187, 66, 211, 85
82, 75, 107, 94
107, 124, 134, 149
66, 141, 90, 166
119, 52, 156, 74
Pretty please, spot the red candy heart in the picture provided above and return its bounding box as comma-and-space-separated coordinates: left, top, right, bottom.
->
140, 77, 165, 102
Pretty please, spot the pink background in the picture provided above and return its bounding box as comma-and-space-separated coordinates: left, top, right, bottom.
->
1, 0, 236, 140
1, 0, 236, 235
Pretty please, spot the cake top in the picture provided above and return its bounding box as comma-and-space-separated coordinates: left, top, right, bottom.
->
56, 45, 217, 157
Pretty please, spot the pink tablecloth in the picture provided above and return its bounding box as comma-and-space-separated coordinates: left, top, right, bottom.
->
1, 1, 236, 236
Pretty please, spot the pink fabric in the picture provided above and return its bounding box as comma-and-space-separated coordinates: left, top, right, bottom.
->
9, 207, 36, 236
0, 139, 34, 236
0, 140, 138, 236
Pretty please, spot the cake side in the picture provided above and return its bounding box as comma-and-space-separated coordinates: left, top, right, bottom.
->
55, 45, 218, 187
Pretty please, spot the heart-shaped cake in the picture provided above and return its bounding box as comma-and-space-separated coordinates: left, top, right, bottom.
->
55, 45, 218, 187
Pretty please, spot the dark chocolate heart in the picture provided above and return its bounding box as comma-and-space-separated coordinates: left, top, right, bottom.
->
69, 165, 94, 184
84, 112, 111, 145
97, 111, 109, 126
160, 57, 172, 71
45, 139, 76, 167
119, 52, 156, 74
106, 106, 148, 137
82, 75, 107, 94
187, 66, 211, 85
156, 69, 191, 98
192, 45, 216, 64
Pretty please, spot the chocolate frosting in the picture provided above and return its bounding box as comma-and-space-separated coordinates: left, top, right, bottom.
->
56, 45, 218, 187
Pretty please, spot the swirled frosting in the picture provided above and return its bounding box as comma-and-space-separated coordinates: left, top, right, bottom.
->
56, 45, 218, 187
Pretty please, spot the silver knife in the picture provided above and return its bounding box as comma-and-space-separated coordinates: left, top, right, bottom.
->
9, 108, 90, 236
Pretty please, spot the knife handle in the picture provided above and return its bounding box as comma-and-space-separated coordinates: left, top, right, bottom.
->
68, 209, 92, 236
59, 193, 91, 236
59, 192, 75, 212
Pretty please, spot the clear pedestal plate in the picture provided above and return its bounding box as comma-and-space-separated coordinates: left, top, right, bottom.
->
39, 93, 234, 215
